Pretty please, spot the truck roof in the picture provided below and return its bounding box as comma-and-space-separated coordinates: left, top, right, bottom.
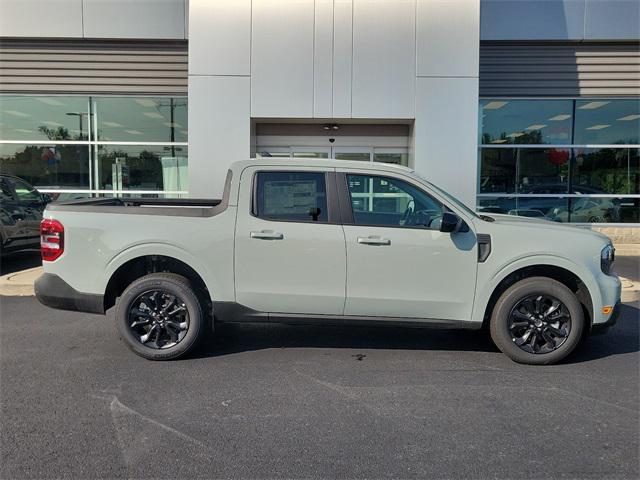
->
232, 158, 415, 174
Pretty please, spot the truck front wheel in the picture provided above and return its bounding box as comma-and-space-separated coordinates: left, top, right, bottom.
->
115, 273, 205, 360
490, 277, 584, 365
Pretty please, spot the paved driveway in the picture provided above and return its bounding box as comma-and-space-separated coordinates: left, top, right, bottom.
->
1, 294, 638, 479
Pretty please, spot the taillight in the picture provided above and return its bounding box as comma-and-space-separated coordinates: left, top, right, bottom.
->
41, 219, 64, 261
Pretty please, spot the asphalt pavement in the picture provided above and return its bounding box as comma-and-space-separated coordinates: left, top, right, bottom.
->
1, 290, 638, 479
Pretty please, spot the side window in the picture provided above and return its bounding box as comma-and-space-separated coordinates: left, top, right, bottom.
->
255, 171, 328, 223
8, 178, 40, 203
0, 179, 15, 202
347, 174, 444, 229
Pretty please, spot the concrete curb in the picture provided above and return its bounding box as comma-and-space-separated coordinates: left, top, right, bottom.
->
0, 267, 42, 297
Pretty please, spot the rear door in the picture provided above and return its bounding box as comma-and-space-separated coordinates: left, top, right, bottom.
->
234, 166, 346, 315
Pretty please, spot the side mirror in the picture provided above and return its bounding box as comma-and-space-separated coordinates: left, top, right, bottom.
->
439, 212, 462, 233
42, 193, 53, 203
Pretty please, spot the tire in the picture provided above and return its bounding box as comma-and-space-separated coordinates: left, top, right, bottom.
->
115, 273, 206, 360
489, 277, 584, 365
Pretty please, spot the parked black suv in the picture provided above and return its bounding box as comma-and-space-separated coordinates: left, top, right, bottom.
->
0, 175, 50, 256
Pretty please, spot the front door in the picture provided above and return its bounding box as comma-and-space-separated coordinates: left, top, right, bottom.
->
339, 170, 478, 321
234, 166, 346, 315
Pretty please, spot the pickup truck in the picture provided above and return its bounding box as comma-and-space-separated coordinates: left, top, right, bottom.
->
35, 159, 621, 364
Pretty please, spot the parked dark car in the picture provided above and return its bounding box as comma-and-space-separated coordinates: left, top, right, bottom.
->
0, 175, 50, 256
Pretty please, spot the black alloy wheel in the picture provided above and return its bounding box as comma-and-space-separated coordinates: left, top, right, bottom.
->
128, 290, 190, 349
509, 294, 571, 354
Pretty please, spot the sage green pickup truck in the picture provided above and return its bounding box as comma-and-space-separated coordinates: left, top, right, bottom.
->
35, 159, 621, 364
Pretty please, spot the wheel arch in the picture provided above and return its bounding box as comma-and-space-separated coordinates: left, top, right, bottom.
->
479, 263, 595, 334
103, 254, 212, 315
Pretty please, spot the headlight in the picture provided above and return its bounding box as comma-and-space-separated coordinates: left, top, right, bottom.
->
601, 244, 615, 275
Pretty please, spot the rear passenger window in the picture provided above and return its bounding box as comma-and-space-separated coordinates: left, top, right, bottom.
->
255, 172, 328, 223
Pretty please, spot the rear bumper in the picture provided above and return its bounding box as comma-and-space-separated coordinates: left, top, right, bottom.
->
35, 273, 104, 314
591, 301, 621, 335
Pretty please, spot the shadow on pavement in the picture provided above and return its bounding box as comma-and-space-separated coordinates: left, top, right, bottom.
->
0, 251, 41, 276
193, 322, 498, 359
191, 302, 639, 363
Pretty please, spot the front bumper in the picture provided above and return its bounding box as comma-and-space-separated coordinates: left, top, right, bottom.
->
35, 273, 105, 314
591, 301, 621, 335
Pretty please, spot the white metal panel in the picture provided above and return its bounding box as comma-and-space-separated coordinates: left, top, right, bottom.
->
188, 76, 250, 198
585, 0, 640, 40
82, 0, 185, 39
313, 0, 334, 118
251, 0, 315, 117
332, 0, 353, 118
351, 0, 416, 118
417, 0, 480, 78
0, 0, 83, 37
414, 77, 479, 208
480, 0, 585, 41
188, 0, 251, 75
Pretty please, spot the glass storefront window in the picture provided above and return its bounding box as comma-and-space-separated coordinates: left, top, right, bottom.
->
574, 99, 640, 145
373, 152, 409, 166
479, 148, 517, 193
518, 148, 570, 193
97, 145, 188, 193
479, 98, 640, 223
0, 143, 90, 188
93, 97, 187, 143
573, 148, 638, 195
480, 99, 573, 145
0, 96, 90, 141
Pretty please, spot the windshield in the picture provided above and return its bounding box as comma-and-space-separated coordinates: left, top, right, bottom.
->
409, 172, 479, 219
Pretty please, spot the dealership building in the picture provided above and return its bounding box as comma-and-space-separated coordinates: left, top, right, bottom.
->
0, 0, 639, 238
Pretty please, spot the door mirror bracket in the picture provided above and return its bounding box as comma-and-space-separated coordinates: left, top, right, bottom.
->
439, 212, 464, 233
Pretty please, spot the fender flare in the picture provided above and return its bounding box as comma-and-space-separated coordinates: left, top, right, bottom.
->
101, 242, 214, 301
472, 254, 601, 323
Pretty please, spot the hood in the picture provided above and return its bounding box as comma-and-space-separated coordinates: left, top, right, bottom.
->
478, 214, 612, 243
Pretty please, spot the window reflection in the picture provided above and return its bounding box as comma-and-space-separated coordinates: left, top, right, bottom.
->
480, 99, 572, 145
0, 143, 90, 188
93, 97, 187, 143
97, 145, 188, 193
518, 148, 570, 193
0, 96, 90, 141
479, 148, 517, 193
574, 99, 640, 144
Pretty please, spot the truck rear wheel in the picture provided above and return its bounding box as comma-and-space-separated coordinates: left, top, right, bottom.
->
490, 277, 584, 365
115, 273, 205, 360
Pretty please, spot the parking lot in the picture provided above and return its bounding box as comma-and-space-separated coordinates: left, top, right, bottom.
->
1, 256, 639, 479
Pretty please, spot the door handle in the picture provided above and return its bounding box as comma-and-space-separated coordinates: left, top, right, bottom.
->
250, 230, 284, 240
357, 236, 391, 246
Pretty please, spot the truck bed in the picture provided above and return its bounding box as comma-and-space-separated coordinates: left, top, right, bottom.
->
46, 197, 226, 218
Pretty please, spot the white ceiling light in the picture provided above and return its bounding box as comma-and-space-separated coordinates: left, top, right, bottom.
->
506, 132, 525, 138
617, 114, 640, 121
483, 101, 509, 110
525, 124, 547, 130
180, 130, 188, 135
548, 114, 571, 121
164, 122, 182, 128
134, 99, 157, 108
586, 124, 611, 130
491, 139, 508, 144
14, 128, 34, 133
42, 121, 63, 127
143, 112, 164, 119
125, 130, 143, 135
102, 121, 123, 127
578, 101, 610, 110
4, 110, 31, 117
35, 98, 65, 106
